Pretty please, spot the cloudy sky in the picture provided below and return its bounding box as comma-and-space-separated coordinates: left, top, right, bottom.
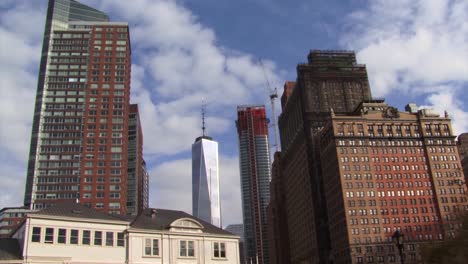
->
0, 0, 467, 227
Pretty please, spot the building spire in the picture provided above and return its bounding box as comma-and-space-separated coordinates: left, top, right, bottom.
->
202, 98, 206, 137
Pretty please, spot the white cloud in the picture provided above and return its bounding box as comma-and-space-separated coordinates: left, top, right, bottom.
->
84, 0, 282, 158
419, 88, 468, 134
0, 1, 44, 208
96, 0, 279, 226
342, 0, 468, 135
0, 0, 279, 228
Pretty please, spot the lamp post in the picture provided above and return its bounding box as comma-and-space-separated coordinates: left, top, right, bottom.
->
392, 230, 405, 264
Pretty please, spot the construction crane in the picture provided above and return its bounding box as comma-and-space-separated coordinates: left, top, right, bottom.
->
259, 59, 279, 152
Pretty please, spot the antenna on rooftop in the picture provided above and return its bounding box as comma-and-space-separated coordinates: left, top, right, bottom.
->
202, 98, 206, 137
259, 59, 279, 152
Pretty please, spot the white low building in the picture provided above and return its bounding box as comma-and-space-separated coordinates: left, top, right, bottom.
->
0, 203, 240, 264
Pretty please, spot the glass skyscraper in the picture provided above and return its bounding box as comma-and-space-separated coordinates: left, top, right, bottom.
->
236, 105, 271, 264
192, 136, 221, 228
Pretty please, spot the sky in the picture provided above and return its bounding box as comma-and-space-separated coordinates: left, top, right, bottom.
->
0, 0, 467, 227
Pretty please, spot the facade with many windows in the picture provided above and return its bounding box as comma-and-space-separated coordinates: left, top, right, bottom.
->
25, 0, 146, 215
4, 203, 240, 264
236, 105, 271, 264
319, 100, 468, 263
277, 51, 372, 264
0, 207, 35, 238
457, 133, 468, 186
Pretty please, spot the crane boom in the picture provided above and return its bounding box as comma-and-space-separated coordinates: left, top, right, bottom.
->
259, 59, 279, 152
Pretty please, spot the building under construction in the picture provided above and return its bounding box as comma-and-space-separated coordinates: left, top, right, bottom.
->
236, 105, 271, 264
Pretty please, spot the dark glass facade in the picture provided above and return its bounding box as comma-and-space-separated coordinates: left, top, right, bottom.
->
236, 106, 271, 264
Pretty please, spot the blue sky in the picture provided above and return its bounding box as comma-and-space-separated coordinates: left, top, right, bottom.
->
0, 0, 467, 226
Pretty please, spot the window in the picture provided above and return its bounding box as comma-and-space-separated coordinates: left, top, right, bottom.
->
180, 240, 195, 257
70, 229, 78, 244
58, 229, 67, 244
83, 230, 91, 245
144, 238, 159, 256
106, 232, 114, 246
94, 231, 102, 245
32, 227, 41, 242
45, 228, 54, 243
213, 242, 226, 258
117, 232, 125, 247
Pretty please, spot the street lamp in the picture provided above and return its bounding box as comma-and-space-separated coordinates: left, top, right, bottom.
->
392, 230, 405, 264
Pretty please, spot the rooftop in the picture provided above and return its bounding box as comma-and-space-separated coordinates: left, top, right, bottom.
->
131, 208, 234, 236
29, 202, 129, 223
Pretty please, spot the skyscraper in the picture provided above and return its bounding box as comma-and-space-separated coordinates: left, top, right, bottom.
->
192, 135, 221, 228
24, 0, 143, 215
267, 152, 290, 264
127, 104, 149, 215
236, 105, 271, 264
457, 133, 468, 187
278, 50, 372, 263
192, 103, 221, 227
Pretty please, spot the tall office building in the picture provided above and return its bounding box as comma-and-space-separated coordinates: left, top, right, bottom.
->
457, 133, 468, 186
127, 104, 149, 215
278, 50, 372, 263
267, 152, 290, 264
236, 106, 271, 264
192, 134, 221, 228
457, 133, 468, 160
24, 0, 143, 215
319, 100, 468, 263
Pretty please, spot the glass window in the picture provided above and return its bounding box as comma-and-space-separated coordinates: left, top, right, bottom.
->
188, 241, 194, 257
94, 231, 102, 245
32, 227, 41, 242
58, 229, 66, 244
83, 230, 90, 245
180, 240, 187, 257
70, 229, 78, 244
144, 238, 159, 256
213, 242, 226, 258
106, 232, 114, 246
117, 232, 125, 247
152, 239, 159, 256
45, 228, 54, 243
145, 239, 151, 255
180, 240, 195, 257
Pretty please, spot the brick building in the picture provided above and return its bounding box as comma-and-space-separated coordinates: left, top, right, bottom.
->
24, 0, 146, 215
457, 133, 468, 159
267, 152, 290, 264
319, 100, 468, 263
0, 207, 35, 238
457, 133, 468, 185
277, 50, 372, 263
